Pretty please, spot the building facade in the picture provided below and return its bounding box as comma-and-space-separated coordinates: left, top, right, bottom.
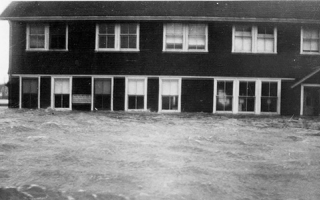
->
1, 1, 320, 115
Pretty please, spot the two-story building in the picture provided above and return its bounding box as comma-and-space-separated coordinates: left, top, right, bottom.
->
1, 1, 320, 115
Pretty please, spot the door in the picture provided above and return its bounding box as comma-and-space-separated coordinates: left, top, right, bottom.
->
303, 87, 320, 116
22, 78, 38, 108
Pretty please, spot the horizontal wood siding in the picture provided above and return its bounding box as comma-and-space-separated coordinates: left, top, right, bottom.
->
8, 77, 19, 108
40, 77, 51, 108
181, 79, 213, 113
281, 81, 300, 116
113, 77, 125, 111
10, 21, 320, 79
147, 78, 159, 112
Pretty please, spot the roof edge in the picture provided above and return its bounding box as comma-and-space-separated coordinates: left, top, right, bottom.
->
291, 67, 320, 89
1, 16, 320, 24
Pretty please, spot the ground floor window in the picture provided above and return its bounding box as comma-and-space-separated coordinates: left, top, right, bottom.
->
261, 81, 278, 112
126, 78, 146, 110
22, 78, 38, 108
94, 78, 112, 110
160, 79, 181, 111
216, 81, 233, 111
239, 81, 255, 112
54, 78, 71, 109
214, 79, 280, 114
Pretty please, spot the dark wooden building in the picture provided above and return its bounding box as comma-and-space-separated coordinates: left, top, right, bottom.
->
1, 1, 320, 115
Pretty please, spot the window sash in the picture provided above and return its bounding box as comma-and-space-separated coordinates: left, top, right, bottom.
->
233, 26, 276, 53
96, 23, 139, 51
302, 28, 320, 53
27, 24, 67, 50
128, 79, 145, 95
54, 78, 70, 94
164, 23, 207, 51
162, 79, 179, 95
22, 79, 38, 94
95, 79, 111, 95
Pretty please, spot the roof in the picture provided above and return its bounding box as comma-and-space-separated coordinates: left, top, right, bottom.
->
2, 1, 320, 23
291, 67, 320, 88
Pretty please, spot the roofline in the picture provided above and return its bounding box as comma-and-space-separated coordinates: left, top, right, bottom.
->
9, 74, 295, 81
1, 16, 320, 24
291, 67, 320, 89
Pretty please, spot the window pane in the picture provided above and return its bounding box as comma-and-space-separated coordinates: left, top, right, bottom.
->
95, 79, 111, 95
121, 36, 128, 48
269, 82, 278, 97
128, 36, 137, 48
166, 35, 183, 50
216, 96, 233, 111
261, 97, 277, 112
303, 29, 319, 52
99, 36, 107, 48
128, 95, 144, 109
54, 79, 69, 94
94, 94, 111, 110
30, 24, 45, 34
55, 94, 69, 108
49, 24, 66, 49
162, 96, 178, 110
30, 35, 45, 49
162, 80, 179, 95
239, 97, 255, 112
166, 24, 183, 50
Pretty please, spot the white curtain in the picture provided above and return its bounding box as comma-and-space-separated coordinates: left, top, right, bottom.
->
54, 78, 70, 94
128, 79, 145, 95
162, 79, 179, 95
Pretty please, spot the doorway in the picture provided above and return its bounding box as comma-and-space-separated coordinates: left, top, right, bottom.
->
302, 86, 320, 116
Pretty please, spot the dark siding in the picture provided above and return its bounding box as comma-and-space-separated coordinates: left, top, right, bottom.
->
11, 21, 320, 79
181, 79, 213, 113
147, 78, 159, 112
281, 81, 300, 116
40, 77, 51, 108
8, 77, 19, 108
113, 77, 125, 111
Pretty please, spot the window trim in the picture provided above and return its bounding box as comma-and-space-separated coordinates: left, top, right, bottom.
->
125, 77, 148, 111
300, 27, 320, 55
95, 23, 140, 52
213, 78, 281, 114
163, 23, 208, 52
232, 25, 277, 54
51, 76, 72, 110
158, 77, 182, 112
26, 23, 68, 51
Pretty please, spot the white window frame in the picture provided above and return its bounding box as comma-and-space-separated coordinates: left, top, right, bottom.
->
19, 76, 41, 109
26, 24, 68, 51
163, 23, 208, 52
158, 78, 182, 112
125, 77, 147, 111
95, 23, 140, 52
51, 76, 72, 110
300, 27, 320, 55
260, 80, 281, 114
213, 78, 281, 114
232, 25, 277, 54
91, 76, 114, 111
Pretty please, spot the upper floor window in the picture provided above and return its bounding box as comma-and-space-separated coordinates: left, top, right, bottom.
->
96, 23, 140, 51
301, 27, 320, 54
26, 23, 68, 51
232, 25, 277, 54
163, 23, 208, 52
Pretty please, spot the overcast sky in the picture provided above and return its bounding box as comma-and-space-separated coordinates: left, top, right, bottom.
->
0, 0, 10, 84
